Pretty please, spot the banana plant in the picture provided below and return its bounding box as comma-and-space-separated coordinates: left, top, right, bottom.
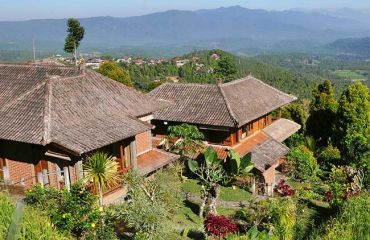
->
224, 150, 254, 176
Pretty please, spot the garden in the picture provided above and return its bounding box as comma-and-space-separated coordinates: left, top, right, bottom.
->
0, 80, 369, 240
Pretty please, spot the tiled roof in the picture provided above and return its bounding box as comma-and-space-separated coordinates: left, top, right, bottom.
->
0, 64, 168, 155
149, 76, 297, 127
262, 118, 301, 142
251, 138, 290, 172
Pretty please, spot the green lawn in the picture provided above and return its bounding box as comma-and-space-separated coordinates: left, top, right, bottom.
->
332, 70, 368, 82
181, 179, 252, 202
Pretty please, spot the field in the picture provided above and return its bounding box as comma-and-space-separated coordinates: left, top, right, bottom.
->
332, 70, 369, 82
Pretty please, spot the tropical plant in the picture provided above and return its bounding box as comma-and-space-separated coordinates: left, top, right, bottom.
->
64, 18, 85, 65
270, 197, 296, 240
119, 166, 183, 239
224, 150, 254, 177
165, 123, 204, 156
98, 61, 133, 87
84, 152, 120, 205
274, 179, 295, 196
310, 193, 370, 240
287, 145, 320, 181
281, 103, 308, 132
204, 214, 238, 239
188, 147, 224, 217
317, 145, 341, 171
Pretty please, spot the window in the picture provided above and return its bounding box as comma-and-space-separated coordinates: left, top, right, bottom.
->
242, 126, 247, 139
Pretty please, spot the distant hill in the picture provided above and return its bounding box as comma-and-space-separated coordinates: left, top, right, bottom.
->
0, 6, 368, 58
324, 37, 370, 57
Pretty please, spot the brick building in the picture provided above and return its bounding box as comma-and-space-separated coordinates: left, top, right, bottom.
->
0, 64, 177, 192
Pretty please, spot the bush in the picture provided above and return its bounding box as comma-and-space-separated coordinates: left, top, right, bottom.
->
25, 183, 116, 239
0, 191, 72, 240
20, 206, 72, 240
317, 146, 341, 170
0, 192, 15, 239
204, 214, 238, 239
119, 166, 183, 239
287, 145, 320, 181
270, 198, 296, 240
274, 179, 295, 196
310, 193, 370, 240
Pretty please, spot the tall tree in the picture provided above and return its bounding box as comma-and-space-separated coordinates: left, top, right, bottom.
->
214, 55, 237, 81
98, 62, 133, 87
335, 82, 370, 167
64, 18, 85, 66
83, 152, 120, 205
306, 80, 338, 146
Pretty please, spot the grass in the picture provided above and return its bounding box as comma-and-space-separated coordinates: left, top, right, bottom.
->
181, 179, 252, 202
332, 70, 368, 82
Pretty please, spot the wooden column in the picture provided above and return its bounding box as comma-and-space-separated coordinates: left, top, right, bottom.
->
119, 143, 125, 170
63, 166, 70, 191
75, 160, 84, 180
130, 140, 137, 169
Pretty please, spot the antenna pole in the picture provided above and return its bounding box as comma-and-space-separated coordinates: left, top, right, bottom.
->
32, 39, 36, 62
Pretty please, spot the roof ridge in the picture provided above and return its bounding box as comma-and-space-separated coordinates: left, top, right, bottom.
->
41, 76, 54, 145
245, 75, 297, 100
217, 84, 239, 127
0, 62, 74, 69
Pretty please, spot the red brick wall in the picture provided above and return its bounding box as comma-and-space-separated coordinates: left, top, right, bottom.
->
136, 131, 151, 155
6, 159, 35, 188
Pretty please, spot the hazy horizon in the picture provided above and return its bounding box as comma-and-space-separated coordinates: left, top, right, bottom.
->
1, 0, 370, 21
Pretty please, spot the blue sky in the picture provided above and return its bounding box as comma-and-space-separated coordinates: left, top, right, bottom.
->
1, 0, 370, 21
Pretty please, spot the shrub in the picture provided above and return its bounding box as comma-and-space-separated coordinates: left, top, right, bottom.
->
318, 146, 341, 170
274, 179, 295, 196
287, 145, 320, 181
270, 198, 296, 240
0, 192, 15, 239
120, 166, 183, 239
25, 183, 116, 239
310, 193, 370, 240
204, 214, 238, 239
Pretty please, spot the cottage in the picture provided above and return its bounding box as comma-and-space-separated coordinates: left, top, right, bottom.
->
149, 76, 301, 194
0, 64, 177, 195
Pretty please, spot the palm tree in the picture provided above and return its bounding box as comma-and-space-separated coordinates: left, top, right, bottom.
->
83, 152, 120, 205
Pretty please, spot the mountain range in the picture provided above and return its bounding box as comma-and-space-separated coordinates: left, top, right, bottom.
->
0, 6, 369, 57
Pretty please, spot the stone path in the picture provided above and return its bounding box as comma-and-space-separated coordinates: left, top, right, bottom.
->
184, 192, 266, 210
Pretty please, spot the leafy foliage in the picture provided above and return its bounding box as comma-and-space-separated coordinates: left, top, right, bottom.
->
83, 152, 120, 205
214, 55, 237, 81
306, 80, 338, 146
269, 198, 296, 240
335, 82, 370, 167
98, 61, 133, 87
287, 145, 320, 181
204, 214, 238, 239
224, 150, 254, 177
274, 179, 295, 196
25, 183, 114, 239
310, 193, 370, 240
281, 103, 308, 132
119, 166, 183, 239
64, 18, 85, 54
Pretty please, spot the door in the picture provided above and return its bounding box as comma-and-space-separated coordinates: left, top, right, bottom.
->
34, 160, 49, 184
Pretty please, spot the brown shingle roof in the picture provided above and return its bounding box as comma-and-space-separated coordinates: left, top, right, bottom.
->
149, 76, 297, 127
0, 64, 167, 155
251, 138, 289, 172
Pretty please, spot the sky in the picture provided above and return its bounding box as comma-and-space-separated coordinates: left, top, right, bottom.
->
1, 0, 370, 21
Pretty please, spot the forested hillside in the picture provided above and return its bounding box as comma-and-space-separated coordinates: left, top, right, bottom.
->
122, 50, 313, 98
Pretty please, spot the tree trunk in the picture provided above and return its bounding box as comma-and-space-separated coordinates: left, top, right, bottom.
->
98, 181, 103, 206
199, 185, 207, 217
208, 184, 220, 216
74, 41, 77, 66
